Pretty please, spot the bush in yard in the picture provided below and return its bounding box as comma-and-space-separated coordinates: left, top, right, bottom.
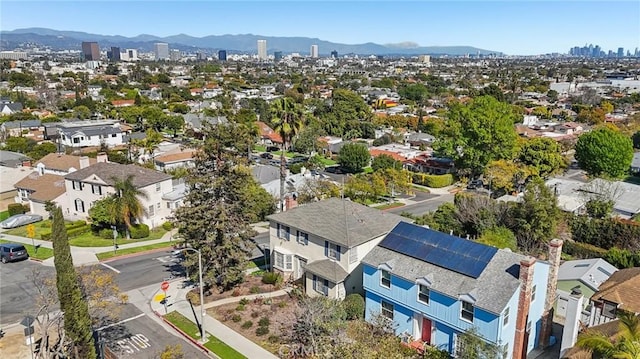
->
236, 304, 245, 311
239, 298, 249, 305
8, 203, 25, 216
255, 326, 269, 336
22, 204, 30, 213
129, 223, 150, 239
231, 314, 242, 322
162, 221, 174, 231
241, 321, 253, 329
412, 173, 454, 188
262, 272, 283, 285
277, 301, 287, 308
268, 335, 281, 344
258, 317, 270, 327
343, 293, 365, 320
250, 286, 261, 294
99, 228, 114, 239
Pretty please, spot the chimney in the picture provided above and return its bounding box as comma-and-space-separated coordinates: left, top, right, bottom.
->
513, 256, 536, 359
560, 290, 584, 357
22, 160, 31, 167
285, 195, 298, 211
540, 239, 564, 348
96, 152, 108, 163
79, 156, 90, 169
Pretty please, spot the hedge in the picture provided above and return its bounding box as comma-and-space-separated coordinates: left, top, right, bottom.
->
41, 225, 91, 240
563, 240, 607, 259
412, 173, 454, 188
129, 224, 150, 239
8, 203, 26, 216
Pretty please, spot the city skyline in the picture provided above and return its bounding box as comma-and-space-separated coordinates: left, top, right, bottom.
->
1, 1, 639, 56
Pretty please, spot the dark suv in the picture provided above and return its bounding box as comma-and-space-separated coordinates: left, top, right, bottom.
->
0, 243, 29, 263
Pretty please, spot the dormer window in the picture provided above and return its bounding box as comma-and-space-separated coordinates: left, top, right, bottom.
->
461, 301, 474, 322
381, 269, 391, 288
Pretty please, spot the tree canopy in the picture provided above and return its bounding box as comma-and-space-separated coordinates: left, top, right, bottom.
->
338, 143, 370, 173
575, 126, 634, 178
518, 137, 568, 178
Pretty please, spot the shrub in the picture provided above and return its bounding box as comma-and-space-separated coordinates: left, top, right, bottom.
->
277, 301, 287, 309
241, 320, 253, 329
99, 228, 114, 239
250, 286, 261, 294
129, 223, 150, 239
231, 314, 242, 322
563, 240, 607, 259
267, 335, 281, 344
235, 304, 245, 311
8, 203, 25, 216
412, 173, 454, 188
22, 204, 30, 213
343, 293, 365, 320
255, 326, 269, 336
258, 317, 270, 327
239, 298, 249, 305
262, 272, 283, 285
41, 225, 90, 240
162, 221, 174, 231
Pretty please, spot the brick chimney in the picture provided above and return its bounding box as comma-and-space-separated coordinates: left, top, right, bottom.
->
513, 256, 536, 359
96, 152, 108, 163
79, 156, 90, 169
540, 239, 563, 348
284, 195, 298, 211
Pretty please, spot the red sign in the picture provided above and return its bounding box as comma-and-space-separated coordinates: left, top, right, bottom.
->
161, 281, 169, 291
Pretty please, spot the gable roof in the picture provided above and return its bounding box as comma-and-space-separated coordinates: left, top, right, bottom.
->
154, 149, 197, 165
592, 267, 640, 313
558, 258, 618, 291
36, 153, 97, 172
64, 162, 172, 188
362, 223, 531, 314
14, 172, 66, 202
256, 121, 283, 143
267, 198, 409, 248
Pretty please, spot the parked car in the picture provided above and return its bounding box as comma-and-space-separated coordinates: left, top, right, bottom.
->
467, 179, 484, 190
260, 152, 274, 159
0, 243, 29, 263
0, 214, 44, 229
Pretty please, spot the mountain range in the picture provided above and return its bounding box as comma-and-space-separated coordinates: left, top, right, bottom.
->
0, 28, 501, 56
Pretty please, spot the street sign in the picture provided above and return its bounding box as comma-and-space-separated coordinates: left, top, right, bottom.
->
161, 281, 169, 291
20, 315, 35, 327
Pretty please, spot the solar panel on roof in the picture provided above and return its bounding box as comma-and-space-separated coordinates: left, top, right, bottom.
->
380, 222, 498, 279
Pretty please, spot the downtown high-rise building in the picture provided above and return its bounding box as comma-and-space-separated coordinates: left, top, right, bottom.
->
257, 39, 267, 60
310, 44, 319, 58
108, 46, 121, 61
274, 51, 283, 62
218, 50, 227, 61
154, 43, 170, 60
81, 41, 100, 61
170, 49, 181, 61
331, 50, 338, 59
618, 47, 624, 58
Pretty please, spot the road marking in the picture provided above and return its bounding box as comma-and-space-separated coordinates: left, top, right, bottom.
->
101, 263, 121, 273
96, 313, 145, 331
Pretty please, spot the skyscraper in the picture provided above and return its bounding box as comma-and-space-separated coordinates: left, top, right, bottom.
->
257, 40, 267, 60
274, 51, 283, 62
108, 46, 121, 61
154, 43, 169, 60
81, 42, 100, 61
331, 50, 338, 59
618, 47, 624, 58
310, 44, 319, 58
218, 50, 227, 61
170, 49, 181, 61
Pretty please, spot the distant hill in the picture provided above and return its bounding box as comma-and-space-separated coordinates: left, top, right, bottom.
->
0, 28, 502, 56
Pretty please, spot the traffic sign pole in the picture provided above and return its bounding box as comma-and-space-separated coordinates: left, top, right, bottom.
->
161, 281, 169, 314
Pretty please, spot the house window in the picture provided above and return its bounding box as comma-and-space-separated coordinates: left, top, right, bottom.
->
349, 246, 358, 264
461, 301, 474, 322
156, 202, 161, 210
313, 275, 329, 296
73, 137, 80, 144
418, 284, 430, 304
111, 133, 117, 137
91, 184, 102, 195
381, 269, 391, 288
296, 231, 308, 245
148, 205, 155, 217
277, 224, 290, 240
273, 251, 292, 271
531, 284, 537, 302
381, 300, 394, 320
156, 183, 161, 192
74, 198, 85, 213
72, 181, 83, 190
526, 320, 532, 334
325, 241, 341, 260
453, 334, 465, 358
503, 307, 509, 326
167, 202, 171, 209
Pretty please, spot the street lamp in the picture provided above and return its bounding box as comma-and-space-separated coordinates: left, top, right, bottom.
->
179, 248, 205, 344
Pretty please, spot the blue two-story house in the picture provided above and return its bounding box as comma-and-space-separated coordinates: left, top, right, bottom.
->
362, 222, 549, 358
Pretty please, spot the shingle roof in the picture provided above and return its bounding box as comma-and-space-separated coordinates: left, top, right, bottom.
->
36, 153, 97, 172
362, 225, 530, 314
14, 172, 66, 202
558, 258, 618, 291
154, 150, 197, 165
593, 267, 640, 313
266, 198, 410, 248
64, 162, 171, 188
2, 119, 41, 129
304, 259, 349, 283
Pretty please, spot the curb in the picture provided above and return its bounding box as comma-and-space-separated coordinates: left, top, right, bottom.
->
100, 245, 175, 263
154, 310, 218, 359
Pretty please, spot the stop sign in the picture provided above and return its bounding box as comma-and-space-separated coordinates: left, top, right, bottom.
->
161, 281, 169, 291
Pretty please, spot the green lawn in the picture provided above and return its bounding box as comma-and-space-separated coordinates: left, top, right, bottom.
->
253, 144, 266, 152
271, 150, 297, 158
0, 211, 9, 221
96, 242, 174, 260
363, 167, 374, 174
5, 220, 54, 238
164, 311, 247, 359
0, 239, 54, 260
246, 257, 266, 269
318, 157, 337, 166
68, 228, 168, 247
376, 202, 405, 210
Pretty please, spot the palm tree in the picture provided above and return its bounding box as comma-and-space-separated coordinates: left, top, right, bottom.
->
577, 312, 640, 359
270, 97, 303, 211
110, 175, 148, 239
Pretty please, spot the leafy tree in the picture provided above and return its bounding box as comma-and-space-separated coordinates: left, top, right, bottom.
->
455, 327, 508, 359
297, 178, 341, 204
175, 123, 255, 290
585, 199, 614, 219
577, 312, 640, 358
575, 126, 634, 178
577, 107, 606, 125
3, 136, 36, 153
110, 175, 148, 238
27, 142, 57, 160
165, 115, 185, 136
435, 96, 519, 176
477, 226, 517, 251
338, 143, 370, 173
479, 84, 507, 102
398, 83, 429, 103
342, 294, 365, 320
271, 97, 304, 211
73, 105, 92, 119
510, 178, 560, 253
239, 174, 276, 222
519, 137, 567, 178
485, 160, 532, 194
411, 202, 464, 235
371, 154, 402, 172
51, 206, 97, 359
293, 125, 323, 155
546, 89, 559, 103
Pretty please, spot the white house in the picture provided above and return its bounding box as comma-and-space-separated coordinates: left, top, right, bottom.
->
266, 198, 409, 299
58, 120, 126, 148
62, 162, 174, 228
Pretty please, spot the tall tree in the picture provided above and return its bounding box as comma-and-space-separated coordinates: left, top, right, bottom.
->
518, 137, 568, 178
52, 206, 96, 359
175, 123, 255, 290
271, 97, 303, 211
110, 175, 148, 238
577, 312, 640, 358
575, 126, 634, 179
338, 142, 370, 173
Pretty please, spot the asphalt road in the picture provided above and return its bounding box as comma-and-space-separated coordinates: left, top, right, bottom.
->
387, 193, 456, 216
0, 258, 55, 326
97, 304, 209, 359
106, 250, 186, 291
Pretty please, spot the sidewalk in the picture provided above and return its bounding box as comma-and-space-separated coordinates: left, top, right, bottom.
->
149, 278, 279, 359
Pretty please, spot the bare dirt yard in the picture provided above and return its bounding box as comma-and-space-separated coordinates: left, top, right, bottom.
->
192, 271, 282, 304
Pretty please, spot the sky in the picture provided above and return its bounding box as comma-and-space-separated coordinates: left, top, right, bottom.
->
1, 1, 639, 55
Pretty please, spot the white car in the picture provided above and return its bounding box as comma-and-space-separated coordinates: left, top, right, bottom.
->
0, 214, 44, 229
